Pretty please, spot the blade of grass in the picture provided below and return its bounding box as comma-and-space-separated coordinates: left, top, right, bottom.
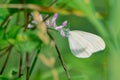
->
29, 49, 41, 76
0, 45, 13, 74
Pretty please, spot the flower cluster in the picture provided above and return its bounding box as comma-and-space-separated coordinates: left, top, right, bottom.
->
28, 13, 68, 37
45, 13, 68, 37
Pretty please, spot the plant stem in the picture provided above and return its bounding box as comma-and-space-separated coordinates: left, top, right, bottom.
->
0, 15, 10, 27
22, 0, 29, 32
0, 46, 10, 58
43, 15, 51, 22
26, 52, 30, 80
49, 0, 58, 7
16, 9, 21, 25
18, 53, 23, 77
0, 45, 12, 74
0, 4, 84, 17
47, 31, 71, 80
29, 49, 41, 76
23, 8, 28, 31
54, 43, 71, 80
0, 15, 11, 33
43, 0, 58, 22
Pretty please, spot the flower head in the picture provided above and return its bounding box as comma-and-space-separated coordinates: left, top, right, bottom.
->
45, 13, 68, 37
28, 13, 68, 37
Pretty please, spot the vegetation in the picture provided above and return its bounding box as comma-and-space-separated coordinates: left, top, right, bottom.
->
0, 0, 120, 80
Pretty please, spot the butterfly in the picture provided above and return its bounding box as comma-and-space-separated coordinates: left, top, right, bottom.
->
68, 30, 105, 58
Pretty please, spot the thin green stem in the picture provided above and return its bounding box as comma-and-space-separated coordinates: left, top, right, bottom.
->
49, 0, 58, 7
18, 53, 23, 78
26, 52, 30, 80
0, 4, 84, 17
23, 8, 29, 31
0, 15, 10, 27
54, 44, 71, 80
47, 31, 71, 80
16, 9, 21, 25
43, 15, 51, 22
29, 49, 41, 76
0, 45, 13, 74
0, 46, 10, 58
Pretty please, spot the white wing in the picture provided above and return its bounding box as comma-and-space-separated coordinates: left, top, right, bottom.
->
68, 30, 105, 58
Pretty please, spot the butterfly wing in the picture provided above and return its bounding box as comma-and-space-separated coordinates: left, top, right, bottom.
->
68, 30, 105, 58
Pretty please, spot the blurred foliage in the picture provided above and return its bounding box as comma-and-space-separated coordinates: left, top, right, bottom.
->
0, 0, 120, 80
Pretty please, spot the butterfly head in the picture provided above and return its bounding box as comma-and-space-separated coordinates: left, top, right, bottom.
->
62, 28, 71, 37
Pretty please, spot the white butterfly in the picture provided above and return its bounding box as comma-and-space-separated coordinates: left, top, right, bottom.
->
68, 30, 105, 58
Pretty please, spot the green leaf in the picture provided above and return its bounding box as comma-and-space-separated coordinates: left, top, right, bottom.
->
0, 75, 10, 80
0, 27, 9, 48
0, 75, 20, 80
0, 27, 5, 39
14, 30, 42, 53
0, 9, 9, 23
0, 40, 9, 48
7, 12, 24, 27
6, 26, 20, 39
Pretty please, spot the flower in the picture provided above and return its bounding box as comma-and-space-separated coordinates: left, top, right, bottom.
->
46, 13, 58, 28
45, 13, 67, 37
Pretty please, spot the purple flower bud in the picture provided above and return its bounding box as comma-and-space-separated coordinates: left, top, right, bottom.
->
53, 21, 57, 28
62, 21, 67, 27
54, 21, 67, 30
52, 13, 58, 24
54, 26, 62, 30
